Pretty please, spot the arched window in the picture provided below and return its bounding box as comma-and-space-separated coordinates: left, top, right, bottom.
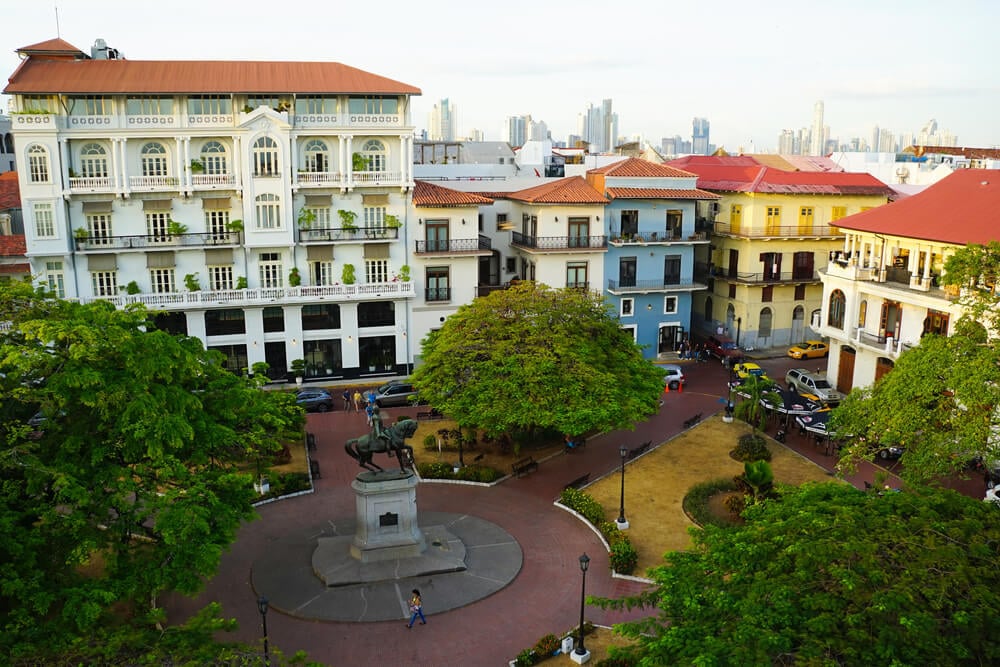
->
253, 136, 279, 176
200, 141, 228, 175
80, 143, 108, 178
255, 193, 281, 229
141, 142, 168, 176
858, 300, 867, 328
303, 139, 328, 172
360, 139, 386, 172
759, 307, 773, 338
828, 289, 846, 329
27, 144, 50, 183
3, 133, 14, 153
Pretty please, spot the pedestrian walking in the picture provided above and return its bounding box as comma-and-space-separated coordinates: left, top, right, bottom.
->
352, 390, 362, 412
342, 389, 351, 411
365, 402, 374, 426
406, 589, 426, 627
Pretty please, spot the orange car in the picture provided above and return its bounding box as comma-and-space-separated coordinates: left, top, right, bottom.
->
787, 340, 829, 360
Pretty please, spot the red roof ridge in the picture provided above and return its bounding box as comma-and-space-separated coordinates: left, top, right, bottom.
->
412, 181, 494, 207
505, 177, 606, 204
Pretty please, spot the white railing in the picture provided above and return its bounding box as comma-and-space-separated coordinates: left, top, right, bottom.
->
297, 172, 345, 185
129, 175, 181, 189
69, 176, 114, 191
126, 114, 177, 127
352, 171, 403, 185
186, 114, 235, 127
191, 173, 236, 187
79, 281, 416, 310
64, 115, 119, 129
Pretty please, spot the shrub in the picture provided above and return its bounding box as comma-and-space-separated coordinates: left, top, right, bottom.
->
683, 478, 741, 528
416, 461, 501, 482
558, 488, 606, 526
732, 433, 772, 462
474, 466, 502, 483
609, 538, 638, 575
514, 648, 538, 666
417, 462, 453, 478
533, 633, 560, 656
423, 434, 437, 450
597, 657, 639, 667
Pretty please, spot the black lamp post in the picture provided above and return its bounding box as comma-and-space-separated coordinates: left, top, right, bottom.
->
616, 445, 628, 528
736, 317, 742, 347
575, 553, 590, 657
257, 596, 271, 666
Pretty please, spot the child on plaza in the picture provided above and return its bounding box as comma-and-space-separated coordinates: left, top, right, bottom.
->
406, 589, 426, 627
352, 389, 362, 412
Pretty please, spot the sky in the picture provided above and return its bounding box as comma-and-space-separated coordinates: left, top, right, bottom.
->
3, 0, 998, 151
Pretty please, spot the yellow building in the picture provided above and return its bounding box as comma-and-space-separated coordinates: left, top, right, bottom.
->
668, 156, 892, 349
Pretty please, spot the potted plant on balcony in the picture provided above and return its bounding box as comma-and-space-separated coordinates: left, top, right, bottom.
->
297, 207, 316, 230
288, 267, 302, 287
73, 227, 90, 244
337, 209, 358, 232
290, 358, 306, 387
397, 264, 411, 282
184, 273, 201, 291
124, 280, 141, 295
385, 213, 402, 229
226, 219, 244, 232
342, 263, 356, 285
167, 220, 188, 237
189, 159, 205, 173
352, 152, 368, 172
236, 276, 248, 289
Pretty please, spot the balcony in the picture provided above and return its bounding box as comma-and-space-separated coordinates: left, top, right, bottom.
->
606, 277, 707, 294
75, 231, 241, 251
296, 171, 346, 187
191, 173, 237, 189
608, 231, 709, 246
352, 171, 403, 186
79, 281, 416, 311
128, 175, 182, 192
714, 222, 843, 239
300, 227, 399, 243
69, 176, 115, 193
414, 236, 492, 256
510, 231, 608, 252
710, 267, 820, 284
425, 287, 451, 302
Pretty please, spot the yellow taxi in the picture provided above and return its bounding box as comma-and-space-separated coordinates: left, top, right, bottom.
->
732, 362, 770, 382
787, 340, 829, 360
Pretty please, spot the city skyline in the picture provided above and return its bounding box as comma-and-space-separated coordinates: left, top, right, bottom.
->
3, 1, 998, 151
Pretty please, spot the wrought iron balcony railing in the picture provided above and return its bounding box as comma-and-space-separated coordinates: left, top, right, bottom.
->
510, 231, 607, 250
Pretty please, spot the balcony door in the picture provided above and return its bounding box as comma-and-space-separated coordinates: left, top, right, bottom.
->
425, 220, 449, 252
568, 217, 589, 248
619, 257, 636, 288
620, 210, 638, 237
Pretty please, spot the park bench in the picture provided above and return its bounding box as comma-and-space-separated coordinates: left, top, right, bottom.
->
416, 409, 445, 421
563, 472, 591, 491
627, 441, 652, 461
511, 456, 539, 477
683, 413, 703, 429
306, 432, 317, 451
309, 459, 321, 479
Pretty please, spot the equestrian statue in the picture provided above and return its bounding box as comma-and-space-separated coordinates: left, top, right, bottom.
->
345, 413, 419, 473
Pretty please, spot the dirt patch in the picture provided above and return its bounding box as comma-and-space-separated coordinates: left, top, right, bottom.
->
582, 416, 841, 575
411, 419, 565, 475
706, 491, 744, 526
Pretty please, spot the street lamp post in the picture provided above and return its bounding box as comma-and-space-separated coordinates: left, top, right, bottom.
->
615, 445, 629, 530
573, 553, 591, 663
257, 596, 271, 667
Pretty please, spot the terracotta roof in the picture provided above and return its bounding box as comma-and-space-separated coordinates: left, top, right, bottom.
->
670, 155, 762, 169
0, 263, 30, 275
588, 157, 695, 178
412, 181, 493, 207
0, 234, 27, 255
5, 58, 421, 95
832, 169, 1000, 246
905, 145, 1000, 160
16, 38, 86, 55
665, 158, 891, 196
605, 187, 720, 200
0, 172, 20, 209
503, 177, 607, 204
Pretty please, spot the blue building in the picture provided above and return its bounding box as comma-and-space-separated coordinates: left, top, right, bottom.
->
585, 158, 719, 358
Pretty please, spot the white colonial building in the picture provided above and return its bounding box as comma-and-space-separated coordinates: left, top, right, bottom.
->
816, 169, 1000, 390
5, 37, 423, 382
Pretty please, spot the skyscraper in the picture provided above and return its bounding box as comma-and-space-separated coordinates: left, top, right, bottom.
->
578, 99, 617, 152
692, 117, 710, 155
809, 101, 824, 156
428, 98, 457, 141
505, 115, 527, 147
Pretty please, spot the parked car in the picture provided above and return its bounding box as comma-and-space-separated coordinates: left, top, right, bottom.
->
374, 380, 420, 407
787, 340, 830, 360
661, 364, 686, 390
732, 362, 770, 382
877, 445, 905, 461
785, 368, 845, 405
296, 389, 334, 412
705, 335, 743, 363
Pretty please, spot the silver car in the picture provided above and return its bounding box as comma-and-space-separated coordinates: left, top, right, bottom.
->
661, 364, 686, 391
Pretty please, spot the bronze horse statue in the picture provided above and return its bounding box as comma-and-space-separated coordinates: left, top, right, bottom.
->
345, 418, 419, 472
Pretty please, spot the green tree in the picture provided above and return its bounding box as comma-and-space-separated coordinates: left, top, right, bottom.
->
594, 482, 1000, 666
410, 281, 664, 438
0, 282, 304, 659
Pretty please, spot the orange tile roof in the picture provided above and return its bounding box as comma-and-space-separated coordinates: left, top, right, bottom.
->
16, 38, 86, 55
605, 187, 720, 200
588, 157, 696, 178
665, 158, 891, 196
905, 145, 1000, 160
833, 169, 1000, 245
0, 172, 21, 209
503, 177, 606, 204
5, 55, 421, 96
412, 181, 493, 207
0, 234, 27, 255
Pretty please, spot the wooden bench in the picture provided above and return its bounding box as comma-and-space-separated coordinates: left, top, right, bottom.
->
627, 441, 652, 461
511, 456, 538, 477
563, 472, 591, 491
683, 413, 703, 429
306, 432, 317, 451
416, 409, 445, 421
309, 459, 321, 479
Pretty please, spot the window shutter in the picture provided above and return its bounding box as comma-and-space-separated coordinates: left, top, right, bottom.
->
147, 252, 175, 268
87, 254, 117, 270
82, 200, 114, 213
142, 199, 173, 211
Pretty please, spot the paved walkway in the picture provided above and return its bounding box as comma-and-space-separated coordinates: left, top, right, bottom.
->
165, 357, 987, 666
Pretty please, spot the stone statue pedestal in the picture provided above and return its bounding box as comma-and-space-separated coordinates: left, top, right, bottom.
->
349, 470, 425, 563
312, 470, 468, 587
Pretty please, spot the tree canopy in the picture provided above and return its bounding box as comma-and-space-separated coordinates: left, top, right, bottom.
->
410, 282, 664, 438
596, 482, 1000, 666
0, 282, 304, 660
831, 243, 1000, 483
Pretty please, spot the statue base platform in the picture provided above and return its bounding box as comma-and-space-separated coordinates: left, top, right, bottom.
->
313, 524, 467, 587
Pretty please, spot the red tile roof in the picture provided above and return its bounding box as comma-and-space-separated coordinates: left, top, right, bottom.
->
906, 145, 1000, 160
832, 169, 1000, 246
665, 158, 891, 196
0, 234, 27, 256
605, 187, 720, 200
503, 177, 607, 205
0, 172, 20, 209
588, 157, 695, 178
413, 181, 493, 207
16, 38, 86, 55
5, 53, 421, 96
